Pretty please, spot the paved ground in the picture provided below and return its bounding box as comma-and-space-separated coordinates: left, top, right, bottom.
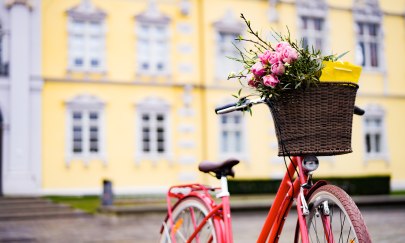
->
0, 205, 404, 242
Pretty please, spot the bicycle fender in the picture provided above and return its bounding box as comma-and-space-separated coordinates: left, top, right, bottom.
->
305, 180, 329, 199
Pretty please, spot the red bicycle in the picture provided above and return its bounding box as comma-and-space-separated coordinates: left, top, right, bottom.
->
159, 97, 371, 243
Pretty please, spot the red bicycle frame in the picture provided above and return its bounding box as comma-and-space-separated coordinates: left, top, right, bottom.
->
164, 156, 334, 243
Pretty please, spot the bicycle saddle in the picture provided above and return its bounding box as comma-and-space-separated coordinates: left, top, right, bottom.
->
198, 158, 240, 179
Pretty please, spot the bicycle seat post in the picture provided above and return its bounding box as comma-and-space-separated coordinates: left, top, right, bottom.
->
216, 174, 234, 243
216, 175, 230, 198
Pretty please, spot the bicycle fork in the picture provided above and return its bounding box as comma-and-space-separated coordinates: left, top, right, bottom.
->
296, 157, 335, 243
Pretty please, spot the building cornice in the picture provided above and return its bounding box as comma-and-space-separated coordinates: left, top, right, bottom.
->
5, 0, 32, 10
67, 0, 106, 22
135, 0, 170, 25
213, 9, 244, 34
278, 0, 403, 17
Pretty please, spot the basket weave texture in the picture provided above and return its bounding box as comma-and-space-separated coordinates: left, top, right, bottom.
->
266, 82, 359, 156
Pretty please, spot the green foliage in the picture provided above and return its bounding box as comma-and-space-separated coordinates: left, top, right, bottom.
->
46, 195, 101, 214
229, 13, 345, 101
228, 175, 391, 196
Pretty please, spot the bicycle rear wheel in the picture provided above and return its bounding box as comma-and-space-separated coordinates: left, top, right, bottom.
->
296, 185, 371, 243
160, 197, 222, 243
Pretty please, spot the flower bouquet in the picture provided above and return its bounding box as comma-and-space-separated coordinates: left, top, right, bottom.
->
228, 14, 360, 156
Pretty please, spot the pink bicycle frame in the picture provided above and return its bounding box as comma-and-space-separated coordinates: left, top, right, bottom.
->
164, 156, 335, 243
165, 183, 233, 243
255, 156, 311, 243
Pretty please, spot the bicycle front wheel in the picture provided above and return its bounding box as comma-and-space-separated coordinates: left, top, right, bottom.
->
160, 197, 222, 243
296, 185, 371, 243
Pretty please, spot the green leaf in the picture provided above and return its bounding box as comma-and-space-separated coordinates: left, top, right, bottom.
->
335, 51, 350, 61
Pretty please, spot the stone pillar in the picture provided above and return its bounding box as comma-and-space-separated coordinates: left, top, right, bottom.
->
4, 0, 41, 195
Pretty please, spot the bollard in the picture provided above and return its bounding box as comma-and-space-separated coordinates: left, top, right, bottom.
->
101, 179, 114, 206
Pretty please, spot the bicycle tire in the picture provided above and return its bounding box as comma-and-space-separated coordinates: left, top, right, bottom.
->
160, 197, 222, 243
295, 185, 372, 243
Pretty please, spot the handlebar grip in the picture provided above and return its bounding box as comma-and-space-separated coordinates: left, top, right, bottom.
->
215, 103, 238, 114
354, 106, 365, 116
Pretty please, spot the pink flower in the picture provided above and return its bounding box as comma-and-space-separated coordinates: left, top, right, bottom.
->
258, 50, 272, 65
281, 46, 298, 64
246, 73, 258, 87
275, 41, 290, 52
271, 62, 285, 75
268, 51, 281, 65
251, 61, 266, 77
262, 74, 280, 88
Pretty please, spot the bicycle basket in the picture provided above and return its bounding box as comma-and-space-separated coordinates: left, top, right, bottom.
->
266, 82, 359, 156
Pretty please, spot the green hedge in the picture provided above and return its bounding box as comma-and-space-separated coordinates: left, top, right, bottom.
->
228, 175, 390, 195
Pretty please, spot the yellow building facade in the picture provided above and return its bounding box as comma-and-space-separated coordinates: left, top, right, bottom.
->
37, 0, 405, 195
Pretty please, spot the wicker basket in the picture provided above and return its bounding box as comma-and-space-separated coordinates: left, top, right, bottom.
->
266, 82, 359, 156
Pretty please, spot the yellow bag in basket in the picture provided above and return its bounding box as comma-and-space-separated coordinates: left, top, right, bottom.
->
320, 61, 362, 83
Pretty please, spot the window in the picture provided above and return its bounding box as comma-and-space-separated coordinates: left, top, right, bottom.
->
353, 0, 383, 70
68, 19, 105, 71
363, 105, 387, 160
67, 1, 106, 72
0, 24, 9, 76
219, 113, 244, 155
135, 2, 171, 76
140, 112, 167, 154
136, 98, 171, 160
300, 16, 325, 51
65, 94, 105, 163
136, 23, 169, 74
71, 110, 100, 154
216, 31, 242, 80
356, 22, 381, 68
297, 0, 328, 52
213, 10, 244, 81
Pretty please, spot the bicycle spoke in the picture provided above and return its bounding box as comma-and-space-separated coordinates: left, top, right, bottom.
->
339, 209, 346, 243
301, 185, 371, 243
312, 219, 321, 243
346, 227, 352, 243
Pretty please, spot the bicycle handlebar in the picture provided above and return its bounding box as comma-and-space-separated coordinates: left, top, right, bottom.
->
215, 98, 365, 116
353, 106, 365, 116
215, 97, 266, 114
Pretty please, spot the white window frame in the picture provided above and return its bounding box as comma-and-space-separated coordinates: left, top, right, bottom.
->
65, 94, 106, 165
296, 0, 328, 53
218, 111, 247, 160
136, 23, 170, 75
299, 16, 326, 52
213, 10, 244, 81
353, 0, 384, 72
67, 18, 106, 72
135, 97, 172, 163
215, 31, 242, 80
355, 21, 382, 69
363, 104, 388, 162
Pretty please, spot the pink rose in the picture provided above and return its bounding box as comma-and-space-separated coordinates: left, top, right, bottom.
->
281, 46, 298, 64
262, 74, 279, 88
275, 41, 290, 52
246, 73, 258, 87
251, 61, 266, 77
271, 61, 285, 75
268, 51, 281, 65
259, 50, 272, 65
